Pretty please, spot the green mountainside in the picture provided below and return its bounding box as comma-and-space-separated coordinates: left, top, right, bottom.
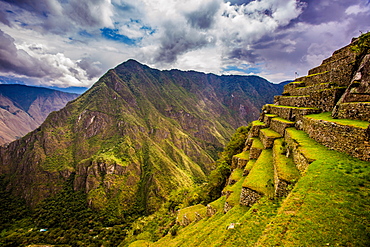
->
0, 61, 281, 219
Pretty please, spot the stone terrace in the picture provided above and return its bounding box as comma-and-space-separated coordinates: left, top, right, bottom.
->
225, 35, 370, 211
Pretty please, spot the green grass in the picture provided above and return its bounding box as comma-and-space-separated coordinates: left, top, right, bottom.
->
176, 204, 207, 224
342, 101, 370, 104
260, 128, 282, 139
229, 168, 244, 182
251, 138, 264, 149
295, 82, 333, 90
306, 70, 329, 77
305, 112, 370, 129
252, 120, 265, 126
267, 104, 320, 110
226, 176, 246, 207
242, 149, 274, 198
265, 114, 277, 118
273, 139, 300, 182
280, 95, 310, 98
244, 159, 256, 173
271, 117, 294, 124
208, 195, 226, 213
234, 150, 250, 160
257, 128, 370, 246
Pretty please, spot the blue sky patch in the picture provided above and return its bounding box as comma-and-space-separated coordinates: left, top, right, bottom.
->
223, 64, 262, 74
100, 27, 137, 45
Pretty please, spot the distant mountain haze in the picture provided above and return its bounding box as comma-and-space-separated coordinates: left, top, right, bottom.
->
0, 60, 284, 213
0, 84, 79, 145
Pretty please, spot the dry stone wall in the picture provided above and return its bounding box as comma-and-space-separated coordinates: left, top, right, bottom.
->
302, 116, 370, 161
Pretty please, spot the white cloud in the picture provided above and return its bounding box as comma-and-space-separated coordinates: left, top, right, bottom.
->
0, 0, 369, 86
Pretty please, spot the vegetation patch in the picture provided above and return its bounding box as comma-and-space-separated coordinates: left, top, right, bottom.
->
267, 104, 320, 110
242, 149, 275, 198
225, 176, 246, 207
257, 128, 370, 246
305, 112, 370, 129
251, 137, 264, 149
176, 204, 207, 224
244, 159, 257, 173
260, 128, 282, 138
252, 120, 265, 126
273, 138, 300, 182
234, 150, 250, 160
229, 168, 244, 182
272, 117, 294, 124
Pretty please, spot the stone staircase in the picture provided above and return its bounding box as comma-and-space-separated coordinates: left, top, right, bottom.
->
224, 36, 370, 212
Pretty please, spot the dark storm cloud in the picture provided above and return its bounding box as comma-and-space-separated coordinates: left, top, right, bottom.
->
228, 48, 260, 64
0, 29, 61, 78
0, 9, 10, 26
1, 0, 113, 34
154, 22, 212, 63
63, 0, 111, 27
185, 0, 220, 29
77, 58, 103, 80
297, 0, 361, 25
2, 0, 54, 16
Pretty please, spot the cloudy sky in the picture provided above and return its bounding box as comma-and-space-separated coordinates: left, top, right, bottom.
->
0, 0, 369, 89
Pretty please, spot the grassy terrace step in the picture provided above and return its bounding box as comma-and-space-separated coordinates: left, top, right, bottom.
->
151, 198, 280, 247
286, 82, 335, 96
303, 112, 370, 161
306, 112, 370, 129
283, 81, 305, 95
270, 117, 295, 136
259, 128, 282, 149
261, 113, 278, 127
241, 149, 274, 200
265, 104, 321, 122
273, 138, 300, 197
232, 150, 250, 169
227, 168, 244, 186
249, 137, 263, 159
276, 87, 345, 112
206, 195, 226, 216
176, 204, 207, 226
295, 71, 330, 87
224, 175, 247, 212
256, 128, 370, 246
248, 120, 267, 137
243, 159, 256, 176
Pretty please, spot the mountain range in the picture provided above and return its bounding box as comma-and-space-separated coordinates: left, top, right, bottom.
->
0, 60, 284, 214
0, 84, 78, 145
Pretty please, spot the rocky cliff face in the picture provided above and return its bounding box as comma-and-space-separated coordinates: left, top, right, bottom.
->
0, 61, 282, 213
0, 85, 79, 145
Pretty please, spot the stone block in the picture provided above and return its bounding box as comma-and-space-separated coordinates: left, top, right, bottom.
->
302, 116, 370, 161
336, 102, 370, 122
265, 105, 321, 122
239, 187, 262, 207
259, 128, 282, 149
270, 117, 295, 136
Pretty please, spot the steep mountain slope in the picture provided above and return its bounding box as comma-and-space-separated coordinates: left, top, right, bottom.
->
0, 85, 79, 145
130, 33, 370, 246
0, 60, 282, 215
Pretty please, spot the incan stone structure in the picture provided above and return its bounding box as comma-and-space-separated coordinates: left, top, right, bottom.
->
225, 34, 370, 211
